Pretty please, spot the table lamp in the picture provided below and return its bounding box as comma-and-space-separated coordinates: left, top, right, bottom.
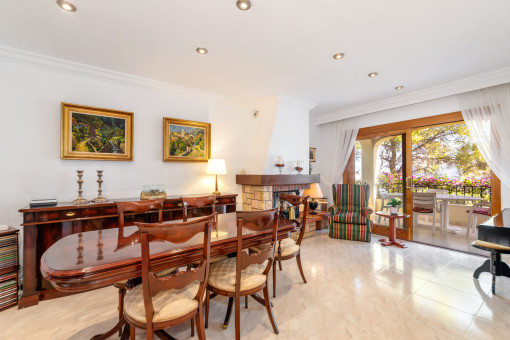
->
303, 183, 324, 215
206, 159, 227, 195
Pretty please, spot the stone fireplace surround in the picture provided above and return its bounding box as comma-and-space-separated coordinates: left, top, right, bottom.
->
236, 175, 320, 211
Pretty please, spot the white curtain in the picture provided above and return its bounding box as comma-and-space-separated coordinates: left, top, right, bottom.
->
318, 116, 360, 204
459, 83, 510, 188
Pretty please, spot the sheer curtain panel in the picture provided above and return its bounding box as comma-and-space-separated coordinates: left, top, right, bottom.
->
318, 117, 360, 203
459, 83, 510, 187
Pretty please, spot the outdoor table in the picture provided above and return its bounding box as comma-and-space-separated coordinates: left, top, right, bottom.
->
391, 193, 483, 233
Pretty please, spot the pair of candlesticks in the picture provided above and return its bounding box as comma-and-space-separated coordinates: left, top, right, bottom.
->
275, 158, 305, 174
71, 170, 108, 205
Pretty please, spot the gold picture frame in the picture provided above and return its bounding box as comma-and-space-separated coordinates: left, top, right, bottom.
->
163, 117, 211, 162
309, 147, 316, 162
61, 103, 133, 161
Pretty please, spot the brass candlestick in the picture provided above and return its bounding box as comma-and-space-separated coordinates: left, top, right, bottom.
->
91, 170, 108, 203
71, 170, 89, 205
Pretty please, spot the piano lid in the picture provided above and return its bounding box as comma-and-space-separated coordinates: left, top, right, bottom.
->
480, 209, 510, 228
478, 208, 510, 248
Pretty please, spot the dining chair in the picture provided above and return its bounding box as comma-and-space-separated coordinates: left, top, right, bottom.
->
272, 193, 309, 298
205, 209, 279, 340
123, 214, 215, 340
412, 192, 439, 235
466, 201, 492, 236
181, 195, 217, 222
93, 199, 167, 340
182, 195, 228, 267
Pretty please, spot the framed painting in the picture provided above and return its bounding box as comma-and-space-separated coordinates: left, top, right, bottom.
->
309, 147, 316, 162
61, 103, 133, 161
163, 117, 211, 162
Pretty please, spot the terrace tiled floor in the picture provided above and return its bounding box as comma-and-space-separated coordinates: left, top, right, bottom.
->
2, 233, 510, 339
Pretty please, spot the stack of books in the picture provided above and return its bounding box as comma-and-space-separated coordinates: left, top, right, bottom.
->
0, 231, 18, 311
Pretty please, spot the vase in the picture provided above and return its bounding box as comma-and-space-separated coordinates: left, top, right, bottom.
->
389, 206, 398, 215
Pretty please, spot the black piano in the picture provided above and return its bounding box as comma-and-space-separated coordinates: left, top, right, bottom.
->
473, 209, 510, 294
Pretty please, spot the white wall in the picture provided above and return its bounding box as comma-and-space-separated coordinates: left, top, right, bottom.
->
310, 95, 510, 209
0, 60, 216, 229
263, 97, 311, 174
0, 58, 314, 232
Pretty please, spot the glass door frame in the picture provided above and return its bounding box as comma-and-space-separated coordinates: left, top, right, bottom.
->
343, 111, 502, 241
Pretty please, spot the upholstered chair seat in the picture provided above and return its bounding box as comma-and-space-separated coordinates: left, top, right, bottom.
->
278, 237, 300, 257
154, 267, 179, 277
124, 281, 200, 323
208, 257, 266, 292
192, 254, 229, 266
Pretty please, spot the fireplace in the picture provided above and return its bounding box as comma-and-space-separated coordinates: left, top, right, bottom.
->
236, 175, 320, 211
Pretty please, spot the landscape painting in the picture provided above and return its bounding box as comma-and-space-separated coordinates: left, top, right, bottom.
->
163, 117, 210, 162
61, 103, 133, 161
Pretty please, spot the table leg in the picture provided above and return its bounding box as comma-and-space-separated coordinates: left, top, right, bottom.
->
379, 217, 407, 248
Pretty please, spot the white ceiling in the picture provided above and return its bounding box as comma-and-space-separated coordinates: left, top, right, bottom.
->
1, 0, 510, 116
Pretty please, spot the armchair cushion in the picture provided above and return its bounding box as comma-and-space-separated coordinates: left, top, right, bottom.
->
330, 222, 371, 242
332, 211, 368, 225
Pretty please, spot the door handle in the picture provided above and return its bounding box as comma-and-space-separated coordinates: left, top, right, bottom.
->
406, 177, 412, 189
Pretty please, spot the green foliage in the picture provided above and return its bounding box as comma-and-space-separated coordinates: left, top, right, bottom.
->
377, 123, 490, 179
387, 198, 402, 207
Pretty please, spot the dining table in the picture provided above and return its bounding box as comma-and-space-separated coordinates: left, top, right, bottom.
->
40, 212, 297, 340
389, 193, 484, 233
41, 212, 297, 293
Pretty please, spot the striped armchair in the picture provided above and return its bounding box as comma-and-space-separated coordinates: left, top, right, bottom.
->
329, 184, 373, 242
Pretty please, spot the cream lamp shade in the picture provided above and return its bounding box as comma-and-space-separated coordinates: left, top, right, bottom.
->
206, 159, 227, 195
303, 183, 324, 198
206, 159, 227, 175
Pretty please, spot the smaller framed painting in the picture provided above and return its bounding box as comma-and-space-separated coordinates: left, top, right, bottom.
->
163, 117, 211, 162
61, 103, 133, 161
309, 147, 316, 162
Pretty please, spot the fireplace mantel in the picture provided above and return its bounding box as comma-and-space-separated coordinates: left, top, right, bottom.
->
236, 174, 320, 186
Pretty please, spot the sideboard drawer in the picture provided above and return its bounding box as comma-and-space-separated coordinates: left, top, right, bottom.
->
32, 207, 107, 223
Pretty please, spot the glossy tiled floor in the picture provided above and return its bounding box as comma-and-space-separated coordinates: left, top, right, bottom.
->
2, 233, 510, 339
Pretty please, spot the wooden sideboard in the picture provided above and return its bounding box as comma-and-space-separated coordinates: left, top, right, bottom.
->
18, 193, 237, 308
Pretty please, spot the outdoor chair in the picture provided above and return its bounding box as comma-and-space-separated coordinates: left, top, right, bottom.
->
466, 201, 492, 236
413, 192, 439, 235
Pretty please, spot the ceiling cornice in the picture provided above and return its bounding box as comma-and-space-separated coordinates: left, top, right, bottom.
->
256, 94, 317, 112
0, 44, 225, 103
313, 66, 510, 125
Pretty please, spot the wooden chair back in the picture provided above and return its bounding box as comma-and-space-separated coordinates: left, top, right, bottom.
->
235, 209, 278, 290
181, 195, 216, 221
115, 199, 165, 248
413, 192, 437, 212
134, 213, 215, 332
278, 193, 309, 245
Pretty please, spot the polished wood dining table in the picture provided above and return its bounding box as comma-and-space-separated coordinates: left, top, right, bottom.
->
40, 212, 297, 293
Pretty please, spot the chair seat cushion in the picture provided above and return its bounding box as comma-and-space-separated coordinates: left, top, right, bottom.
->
192, 255, 229, 266
466, 208, 491, 216
473, 240, 510, 251
155, 267, 178, 277
124, 281, 199, 323
208, 257, 266, 293
413, 207, 434, 213
279, 237, 300, 257
332, 211, 367, 224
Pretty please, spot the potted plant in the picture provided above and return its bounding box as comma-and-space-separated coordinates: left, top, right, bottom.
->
387, 198, 402, 215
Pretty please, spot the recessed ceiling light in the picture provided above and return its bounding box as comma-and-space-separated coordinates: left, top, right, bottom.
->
333, 53, 344, 60
236, 0, 252, 10
368, 72, 378, 78
56, 0, 76, 12
395, 85, 404, 90
196, 47, 208, 55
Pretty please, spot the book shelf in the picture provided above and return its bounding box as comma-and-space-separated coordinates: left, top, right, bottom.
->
0, 227, 19, 311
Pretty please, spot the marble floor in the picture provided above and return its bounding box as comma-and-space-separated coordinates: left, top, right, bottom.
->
2, 233, 510, 339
